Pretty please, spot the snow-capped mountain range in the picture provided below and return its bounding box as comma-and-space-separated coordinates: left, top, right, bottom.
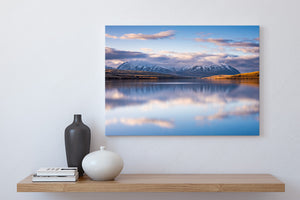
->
116, 61, 240, 77
117, 61, 174, 74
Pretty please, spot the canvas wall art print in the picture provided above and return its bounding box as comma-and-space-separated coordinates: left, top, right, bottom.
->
105, 26, 259, 136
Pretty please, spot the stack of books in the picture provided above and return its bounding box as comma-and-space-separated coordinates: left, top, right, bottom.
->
32, 167, 79, 182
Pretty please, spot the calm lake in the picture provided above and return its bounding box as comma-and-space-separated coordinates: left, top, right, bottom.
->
105, 79, 259, 136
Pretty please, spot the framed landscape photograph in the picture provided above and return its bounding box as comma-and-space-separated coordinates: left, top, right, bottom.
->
105, 26, 259, 136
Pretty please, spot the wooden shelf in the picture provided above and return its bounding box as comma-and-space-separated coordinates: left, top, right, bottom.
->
17, 174, 285, 192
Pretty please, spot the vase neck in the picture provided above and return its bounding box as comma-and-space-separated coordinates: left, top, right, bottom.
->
73, 115, 82, 124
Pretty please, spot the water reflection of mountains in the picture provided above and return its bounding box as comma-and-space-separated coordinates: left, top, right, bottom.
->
106, 80, 240, 96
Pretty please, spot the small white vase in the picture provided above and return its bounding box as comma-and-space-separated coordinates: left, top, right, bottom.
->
82, 146, 123, 181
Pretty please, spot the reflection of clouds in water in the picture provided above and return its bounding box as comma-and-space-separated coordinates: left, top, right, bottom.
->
106, 89, 257, 112
195, 102, 259, 121
106, 117, 174, 129
106, 81, 259, 124
105, 80, 259, 111
140, 96, 226, 111
121, 118, 174, 128
106, 80, 259, 135
233, 103, 259, 116
105, 97, 148, 111
106, 90, 232, 111
105, 118, 118, 126
106, 89, 125, 99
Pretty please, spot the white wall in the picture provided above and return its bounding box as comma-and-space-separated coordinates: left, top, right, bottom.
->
1, 0, 300, 199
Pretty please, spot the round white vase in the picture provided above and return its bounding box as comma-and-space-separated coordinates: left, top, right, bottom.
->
82, 146, 123, 181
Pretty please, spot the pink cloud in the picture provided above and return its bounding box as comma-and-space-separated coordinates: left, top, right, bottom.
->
106, 30, 175, 40
195, 38, 259, 47
105, 33, 118, 39
235, 47, 259, 54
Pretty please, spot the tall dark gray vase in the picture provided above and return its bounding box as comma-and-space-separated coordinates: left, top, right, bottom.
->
65, 114, 91, 176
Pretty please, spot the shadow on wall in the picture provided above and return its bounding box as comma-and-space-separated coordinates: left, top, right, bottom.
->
40, 191, 287, 200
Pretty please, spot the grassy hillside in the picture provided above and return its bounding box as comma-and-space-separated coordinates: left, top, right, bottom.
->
204, 71, 259, 80
105, 69, 183, 80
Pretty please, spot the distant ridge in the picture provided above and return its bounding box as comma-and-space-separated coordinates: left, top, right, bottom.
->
204, 71, 259, 80
106, 68, 183, 80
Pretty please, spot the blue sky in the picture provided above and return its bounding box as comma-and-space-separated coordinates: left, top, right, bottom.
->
105, 26, 259, 73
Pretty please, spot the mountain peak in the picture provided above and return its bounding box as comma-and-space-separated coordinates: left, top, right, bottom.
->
117, 61, 173, 74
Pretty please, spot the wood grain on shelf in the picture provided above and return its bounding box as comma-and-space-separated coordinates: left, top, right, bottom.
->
17, 174, 285, 192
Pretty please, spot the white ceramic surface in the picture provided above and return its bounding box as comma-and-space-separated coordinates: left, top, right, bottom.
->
82, 146, 123, 181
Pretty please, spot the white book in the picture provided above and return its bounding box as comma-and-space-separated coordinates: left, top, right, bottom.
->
32, 172, 79, 182
37, 167, 78, 176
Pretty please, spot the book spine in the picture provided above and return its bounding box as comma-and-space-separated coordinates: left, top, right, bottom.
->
32, 173, 78, 182
36, 172, 76, 176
